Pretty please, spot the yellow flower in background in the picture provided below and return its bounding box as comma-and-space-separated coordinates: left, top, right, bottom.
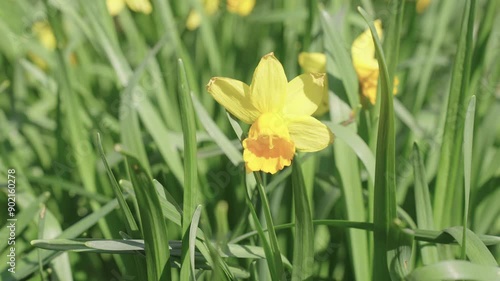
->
227, 0, 255, 16
351, 20, 398, 105
32, 21, 56, 51
107, 0, 152, 16
207, 52, 334, 174
28, 21, 56, 70
416, 0, 431, 13
186, 0, 220, 31
298, 52, 329, 116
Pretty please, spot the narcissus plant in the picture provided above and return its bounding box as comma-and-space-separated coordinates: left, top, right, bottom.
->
207, 52, 334, 174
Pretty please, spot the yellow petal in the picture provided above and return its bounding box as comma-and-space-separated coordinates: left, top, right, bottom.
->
313, 87, 329, 116
351, 20, 382, 63
298, 52, 326, 73
207, 77, 260, 124
186, 10, 202, 31
242, 113, 295, 174
285, 115, 334, 152
416, 0, 431, 13
250, 52, 288, 113
227, 0, 255, 16
125, 0, 152, 14
107, 0, 125, 16
283, 73, 326, 116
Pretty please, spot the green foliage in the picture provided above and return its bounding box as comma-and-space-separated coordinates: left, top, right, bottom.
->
1, 0, 499, 280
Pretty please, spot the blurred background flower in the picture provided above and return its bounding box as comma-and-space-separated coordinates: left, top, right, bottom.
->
106, 0, 152, 16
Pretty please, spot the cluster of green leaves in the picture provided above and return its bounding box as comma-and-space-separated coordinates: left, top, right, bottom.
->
0, 0, 499, 280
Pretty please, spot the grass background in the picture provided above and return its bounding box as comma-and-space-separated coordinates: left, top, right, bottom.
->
0, 0, 499, 280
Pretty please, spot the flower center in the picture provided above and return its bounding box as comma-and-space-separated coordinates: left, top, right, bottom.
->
242, 113, 295, 174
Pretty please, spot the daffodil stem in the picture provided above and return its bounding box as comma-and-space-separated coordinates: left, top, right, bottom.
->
254, 172, 285, 280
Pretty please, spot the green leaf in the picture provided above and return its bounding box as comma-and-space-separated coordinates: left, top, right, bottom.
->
96, 133, 140, 236
433, 0, 475, 228
121, 151, 171, 281
358, 7, 397, 281
189, 205, 203, 279
412, 143, 439, 265
291, 159, 314, 281
178, 58, 200, 281
406, 260, 500, 281
12, 199, 119, 280
461, 95, 476, 259
444, 227, 497, 266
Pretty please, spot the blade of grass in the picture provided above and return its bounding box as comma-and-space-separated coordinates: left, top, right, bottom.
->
329, 94, 370, 281
244, 173, 280, 280
96, 133, 140, 237
291, 159, 314, 281
120, 150, 171, 281
433, 0, 475, 228
444, 227, 497, 266
178, 58, 200, 281
412, 143, 439, 265
461, 95, 476, 259
11, 199, 119, 280
358, 7, 397, 281
189, 205, 203, 278
406, 260, 500, 281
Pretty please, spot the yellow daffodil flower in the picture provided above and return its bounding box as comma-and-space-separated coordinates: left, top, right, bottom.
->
227, 0, 255, 16
186, 0, 220, 31
298, 52, 329, 116
351, 20, 398, 105
107, 0, 152, 16
207, 52, 334, 174
416, 0, 431, 13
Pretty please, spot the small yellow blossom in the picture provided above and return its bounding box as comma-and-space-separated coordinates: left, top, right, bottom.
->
416, 0, 431, 13
107, 0, 152, 16
351, 20, 398, 105
298, 52, 329, 116
186, 0, 220, 31
28, 22, 56, 70
227, 0, 255, 16
32, 22, 56, 51
207, 52, 334, 174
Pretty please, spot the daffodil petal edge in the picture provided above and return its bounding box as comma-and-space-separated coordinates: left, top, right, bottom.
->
284, 73, 326, 116
207, 77, 260, 124
286, 115, 334, 152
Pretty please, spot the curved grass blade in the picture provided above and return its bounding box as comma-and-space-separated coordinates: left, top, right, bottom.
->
406, 260, 500, 281
189, 205, 203, 279
443, 227, 497, 266
12, 199, 119, 280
